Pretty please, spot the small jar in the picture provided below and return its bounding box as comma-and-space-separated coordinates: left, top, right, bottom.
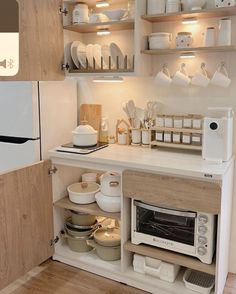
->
156, 115, 165, 127
156, 131, 164, 141
173, 132, 181, 143
192, 115, 203, 129
164, 115, 173, 128
176, 32, 193, 49
164, 131, 172, 143
131, 129, 141, 145
192, 133, 202, 146
142, 129, 150, 145
183, 115, 192, 128
72, 3, 89, 24
182, 132, 191, 144
173, 116, 183, 128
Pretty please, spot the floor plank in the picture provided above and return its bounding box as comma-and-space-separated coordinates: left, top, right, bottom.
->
1, 261, 236, 294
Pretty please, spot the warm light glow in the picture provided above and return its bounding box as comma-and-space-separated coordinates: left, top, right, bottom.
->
96, 1, 109, 8
182, 18, 198, 25
93, 76, 124, 83
97, 29, 111, 36
180, 52, 196, 59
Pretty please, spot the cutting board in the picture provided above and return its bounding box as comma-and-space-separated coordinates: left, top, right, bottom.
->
79, 104, 102, 138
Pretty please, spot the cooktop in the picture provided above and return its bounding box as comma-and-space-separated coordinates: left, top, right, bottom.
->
56, 142, 109, 155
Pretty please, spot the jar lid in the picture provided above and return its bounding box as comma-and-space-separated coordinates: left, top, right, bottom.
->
72, 124, 97, 135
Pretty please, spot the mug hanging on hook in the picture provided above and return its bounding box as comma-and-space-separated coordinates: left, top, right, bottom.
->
191, 63, 210, 87
172, 63, 191, 86
211, 62, 231, 88
154, 64, 172, 87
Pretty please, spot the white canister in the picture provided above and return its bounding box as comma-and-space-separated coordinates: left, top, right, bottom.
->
149, 33, 172, 50
204, 27, 216, 47
176, 32, 193, 48
166, 0, 181, 13
218, 18, 231, 46
100, 172, 121, 197
132, 129, 141, 144
215, 0, 235, 7
147, 0, 166, 15
72, 3, 89, 24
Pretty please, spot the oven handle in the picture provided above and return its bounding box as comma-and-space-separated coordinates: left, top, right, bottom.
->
134, 201, 197, 218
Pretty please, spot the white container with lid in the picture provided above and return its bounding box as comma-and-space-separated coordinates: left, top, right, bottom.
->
166, 0, 181, 13
147, 0, 166, 15
73, 3, 89, 24
72, 124, 98, 147
149, 33, 172, 50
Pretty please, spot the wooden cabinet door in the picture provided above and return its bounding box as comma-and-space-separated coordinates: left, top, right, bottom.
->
0, 161, 54, 290
0, 0, 64, 81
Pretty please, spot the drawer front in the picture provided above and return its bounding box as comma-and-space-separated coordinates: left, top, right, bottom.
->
123, 170, 221, 214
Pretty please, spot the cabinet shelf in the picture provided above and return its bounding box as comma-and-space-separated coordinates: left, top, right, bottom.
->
151, 127, 203, 134
124, 241, 216, 275
54, 196, 121, 220
142, 6, 236, 23
142, 46, 236, 56
151, 141, 202, 151
64, 20, 135, 34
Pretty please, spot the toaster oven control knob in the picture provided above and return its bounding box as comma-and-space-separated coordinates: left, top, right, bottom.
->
198, 246, 207, 256
198, 225, 207, 235
198, 214, 208, 224
198, 236, 207, 245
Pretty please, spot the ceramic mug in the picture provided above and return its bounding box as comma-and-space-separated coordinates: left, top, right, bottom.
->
211, 63, 231, 88
155, 64, 172, 87
191, 63, 210, 87
172, 63, 191, 86
204, 27, 216, 47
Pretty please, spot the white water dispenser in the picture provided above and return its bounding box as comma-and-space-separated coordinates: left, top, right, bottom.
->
203, 107, 233, 162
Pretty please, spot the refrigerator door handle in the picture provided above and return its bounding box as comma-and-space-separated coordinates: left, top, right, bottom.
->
0, 136, 40, 144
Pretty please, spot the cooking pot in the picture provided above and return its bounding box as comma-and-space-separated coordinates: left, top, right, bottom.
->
70, 210, 97, 226
87, 239, 121, 261
65, 218, 99, 237
149, 33, 172, 50
95, 192, 121, 213
100, 172, 121, 197
94, 227, 121, 247
72, 123, 98, 147
67, 182, 100, 204
61, 230, 93, 253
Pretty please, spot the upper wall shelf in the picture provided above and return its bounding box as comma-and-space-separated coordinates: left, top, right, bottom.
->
142, 6, 236, 23
142, 45, 236, 55
64, 19, 134, 34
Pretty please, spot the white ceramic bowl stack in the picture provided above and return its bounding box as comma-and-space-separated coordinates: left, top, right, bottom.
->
95, 172, 121, 213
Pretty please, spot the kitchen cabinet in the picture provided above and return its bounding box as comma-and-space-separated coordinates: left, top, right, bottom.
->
0, 161, 54, 289
0, 0, 64, 81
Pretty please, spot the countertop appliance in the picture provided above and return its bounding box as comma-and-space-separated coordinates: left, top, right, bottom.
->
0, 81, 77, 173
202, 107, 233, 163
131, 200, 216, 264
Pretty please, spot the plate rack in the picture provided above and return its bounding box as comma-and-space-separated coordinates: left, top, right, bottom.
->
69, 55, 135, 73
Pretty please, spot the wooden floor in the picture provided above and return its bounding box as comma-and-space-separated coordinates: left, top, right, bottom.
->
1, 261, 236, 294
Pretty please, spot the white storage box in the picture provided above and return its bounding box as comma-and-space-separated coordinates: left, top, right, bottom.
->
133, 254, 180, 283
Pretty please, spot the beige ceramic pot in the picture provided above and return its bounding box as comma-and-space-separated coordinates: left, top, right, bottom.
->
94, 227, 121, 247
61, 231, 93, 253
87, 239, 121, 261
70, 210, 97, 226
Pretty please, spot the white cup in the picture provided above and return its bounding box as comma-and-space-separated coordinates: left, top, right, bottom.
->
172, 64, 191, 86
131, 129, 141, 144
147, 0, 166, 14
191, 63, 210, 87
155, 65, 172, 87
211, 63, 231, 88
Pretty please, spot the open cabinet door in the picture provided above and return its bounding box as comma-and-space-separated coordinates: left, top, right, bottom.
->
0, 161, 54, 290
0, 0, 64, 81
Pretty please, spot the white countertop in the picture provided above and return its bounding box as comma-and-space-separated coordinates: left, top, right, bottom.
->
49, 145, 234, 180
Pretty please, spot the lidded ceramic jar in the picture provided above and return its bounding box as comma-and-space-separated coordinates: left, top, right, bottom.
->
176, 32, 193, 48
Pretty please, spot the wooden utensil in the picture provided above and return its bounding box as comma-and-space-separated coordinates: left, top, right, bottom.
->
80, 104, 102, 139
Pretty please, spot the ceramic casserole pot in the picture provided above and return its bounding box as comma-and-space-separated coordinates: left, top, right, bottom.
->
67, 182, 100, 204
61, 230, 93, 253
149, 33, 172, 50
72, 123, 98, 147
100, 172, 121, 197
95, 192, 121, 213
70, 210, 97, 226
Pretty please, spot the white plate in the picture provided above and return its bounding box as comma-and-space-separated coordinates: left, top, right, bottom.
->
71, 41, 82, 68
93, 44, 102, 69
110, 42, 124, 69
86, 44, 95, 68
76, 42, 87, 68
101, 44, 113, 69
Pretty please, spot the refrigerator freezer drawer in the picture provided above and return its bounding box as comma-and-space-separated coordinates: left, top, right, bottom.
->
0, 139, 40, 173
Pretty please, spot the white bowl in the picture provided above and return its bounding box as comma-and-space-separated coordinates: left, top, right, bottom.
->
95, 192, 121, 213
68, 182, 100, 204
181, 0, 206, 10
103, 9, 126, 21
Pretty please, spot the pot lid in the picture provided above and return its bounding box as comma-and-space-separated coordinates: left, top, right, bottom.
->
101, 171, 121, 180
72, 124, 98, 135
94, 227, 121, 247
67, 182, 100, 194
149, 32, 171, 37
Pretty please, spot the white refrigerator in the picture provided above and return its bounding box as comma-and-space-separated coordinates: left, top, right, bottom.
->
0, 81, 77, 173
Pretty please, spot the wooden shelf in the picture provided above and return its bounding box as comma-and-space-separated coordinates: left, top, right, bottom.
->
124, 241, 216, 275
142, 45, 236, 56
69, 69, 134, 74
142, 6, 236, 23
151, 127, 203, 134
54, 196, 121, 220
64, 20, 134, 34
151, 141, 202, 151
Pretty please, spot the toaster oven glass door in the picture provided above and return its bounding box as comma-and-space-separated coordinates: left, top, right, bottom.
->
135, 201, 196, 246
